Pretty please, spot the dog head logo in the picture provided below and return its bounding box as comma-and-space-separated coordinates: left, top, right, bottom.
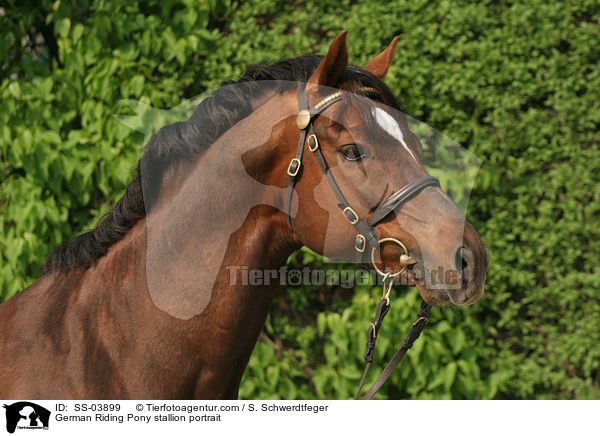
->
3, 402, 50, 433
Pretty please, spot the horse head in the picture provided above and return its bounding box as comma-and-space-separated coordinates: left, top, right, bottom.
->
279, 31, 489, 306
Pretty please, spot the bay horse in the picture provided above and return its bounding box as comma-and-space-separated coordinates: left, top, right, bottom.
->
0, 31, 488, 399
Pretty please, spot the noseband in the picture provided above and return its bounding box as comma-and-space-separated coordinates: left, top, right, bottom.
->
285, 84, 440, 399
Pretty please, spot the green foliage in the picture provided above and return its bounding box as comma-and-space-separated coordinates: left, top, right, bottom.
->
242, 274, 504, 400
1, 0, 599, 399
0, 0, 229, 300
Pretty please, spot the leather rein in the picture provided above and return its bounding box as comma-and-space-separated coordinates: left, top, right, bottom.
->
285, 84, 440, 399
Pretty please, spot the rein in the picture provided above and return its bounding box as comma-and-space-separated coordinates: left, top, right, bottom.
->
285, 84, 439, 399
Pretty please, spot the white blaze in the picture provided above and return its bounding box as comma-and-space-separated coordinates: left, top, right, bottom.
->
372, 107, 417, 162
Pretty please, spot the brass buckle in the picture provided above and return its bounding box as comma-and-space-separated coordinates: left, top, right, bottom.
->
308, 134, 319, 152
354, 234, 366, 253
342, 206, 359, 225
287, 158, 301, 177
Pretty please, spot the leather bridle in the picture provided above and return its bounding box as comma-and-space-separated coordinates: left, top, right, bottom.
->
285, 83, 440, 399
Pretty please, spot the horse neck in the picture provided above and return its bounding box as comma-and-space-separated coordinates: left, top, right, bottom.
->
74, 205, 296, 398
162, 119, 303, 396
190, 204, 299, 398
142, 100, 297, 320
76, 105, 300, 398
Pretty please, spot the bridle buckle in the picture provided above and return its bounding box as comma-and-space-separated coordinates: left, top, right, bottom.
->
354, 234, 366, 253
287, 158, 301, 177
342, 207, 359, 225
308, 134, 319, 152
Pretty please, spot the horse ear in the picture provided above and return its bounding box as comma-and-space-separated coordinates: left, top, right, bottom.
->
307, 30, 348, 87
363, 36, 399, 80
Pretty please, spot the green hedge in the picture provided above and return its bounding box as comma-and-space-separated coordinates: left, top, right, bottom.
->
1, 0, 599, 399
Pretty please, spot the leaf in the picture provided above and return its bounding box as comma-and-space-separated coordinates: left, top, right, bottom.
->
447, 329, 466, 355
129, 75, 145, 97
444, 362, 457, 391
55, 18, 71, 39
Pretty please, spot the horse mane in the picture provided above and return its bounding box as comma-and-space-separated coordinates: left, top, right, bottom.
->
43, 54, 402, 274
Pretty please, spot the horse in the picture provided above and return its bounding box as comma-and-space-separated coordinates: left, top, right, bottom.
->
0, 31, 489, 399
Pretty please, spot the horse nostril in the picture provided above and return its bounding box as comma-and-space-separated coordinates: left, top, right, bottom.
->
455, 246, 474, 288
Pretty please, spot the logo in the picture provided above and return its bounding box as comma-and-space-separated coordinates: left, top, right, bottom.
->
3, 402, 50, 434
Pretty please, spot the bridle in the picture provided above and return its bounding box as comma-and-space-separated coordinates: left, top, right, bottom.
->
285, 83, 440, 399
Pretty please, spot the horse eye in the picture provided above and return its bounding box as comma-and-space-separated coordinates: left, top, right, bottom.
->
340, 144, 369, 162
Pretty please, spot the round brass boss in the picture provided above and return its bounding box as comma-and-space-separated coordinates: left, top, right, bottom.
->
399, 253, 418, 267
296, 110, 311, 129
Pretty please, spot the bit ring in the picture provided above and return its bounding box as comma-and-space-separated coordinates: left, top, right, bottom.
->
371, 237, 410, 278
